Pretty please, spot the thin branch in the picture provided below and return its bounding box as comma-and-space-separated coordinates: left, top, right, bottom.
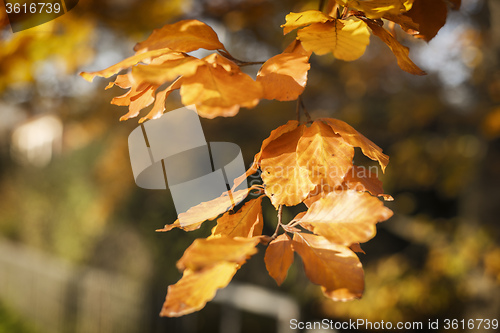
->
218, 49, 265, 67
318, 0, 326, 11
299, 96, 312, 122
271, 205, 283, 240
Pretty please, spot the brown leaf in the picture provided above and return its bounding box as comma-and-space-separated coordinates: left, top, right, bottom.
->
156, 187, 252, 232
292, 233, 364, 301
264, 234, 294, 286
257, 40, 311, 101
321, 118, 389, 172
180, 53, 263, 118
361, 18, 426, 75
160, 262, 238, 317
134, 19, 226, 53
212, 197, 264, 238
297, 190, 393, 245
296, 121, 354, 189
344, 165, 393, 200
350, 243, 365, 254
176, 236, 260, 271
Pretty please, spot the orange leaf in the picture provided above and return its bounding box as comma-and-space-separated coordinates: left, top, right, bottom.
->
260, 124, 316, 207
212, 197, 264, 238
344, 165, 393, 200
132, 56, 205, 85
296, 121, 354, 189
134, 19, 225, 53
156, 187, 252, 232
180, 53, 263, 118
257, 40, 311, 101
361, 18, 425, 75
321, 118, 389, 172
160, 262, 238, 317
292, 233, 364, 301
176, 236, 260, 271
296, 190, 393, 245
342, 0, 414, 19
264, 234, 294, 286
138, 78, 183, 123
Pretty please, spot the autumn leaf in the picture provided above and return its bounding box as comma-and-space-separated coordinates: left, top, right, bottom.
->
211, 197, 264, 238
134, 19, 226, 53
361, 18, 425, 75
176, 236, 260, 271
281, 10, 333, 35
342, 0, 414, 19
156, 187, 253, 232
297, 18, 370, 61
344, 165, 393, 200
264, 234, 294, 286
296, 190, 393, 245
180, 53, 263, 118
160, 262, 238, 317
257, 40, 311, 101
292, 233, 364, 301
138, 78, 182, 123
296, 121, 354, 189
131, 56, 205, 85
321, 118, 389, 172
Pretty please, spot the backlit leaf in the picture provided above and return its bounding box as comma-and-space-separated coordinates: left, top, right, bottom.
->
138, 78, 183, 123
176, 236, 260, 271
212, 197, 264, 238
344, 166, 393, 200
297, 18, 370, 61
257, 40, 311, 101
296, 190, 393, 245
345, 0, 414, 19
361, 18, 425, 75
134, 19, 225, 53
292, 233, 364, 301
180, 53, 263, 118
281, 10, 333, 35
321, 118, 389, 172
264, 234, 294, 286
160, 262, 238, 317
132, 56, 205, 85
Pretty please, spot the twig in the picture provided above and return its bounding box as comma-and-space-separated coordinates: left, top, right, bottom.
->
299, 96, 312, 122
271, 205, 283, 240
218, 49, 265, 67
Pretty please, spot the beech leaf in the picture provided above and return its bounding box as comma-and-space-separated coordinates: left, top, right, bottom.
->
343, 0, 414, 19
344, 165, 393, 200
264, 234, 294, 286
211, 197, 264, 238
281, 10, 333, 35
292, 233, 364, 301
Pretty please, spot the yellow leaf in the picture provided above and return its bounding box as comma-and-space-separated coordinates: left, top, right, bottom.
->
132, 56, 205, 85
212, 197, 264, 238
346, 0, 414, 19
180, 53, 263, 118
321, 118, 389, 172
160, 262, 238, 317
156, 187, 252, 232
281, 10, 333, 35
292, 233, 364, 301
134, 19, 225, 53
257, 40, 311, 101
264, 234, 294, 286
297, 190, 393, 245
296, 121, 354, 189
361, 18, 425, 75
176, 236, 260, 271
297, 18, 370, 61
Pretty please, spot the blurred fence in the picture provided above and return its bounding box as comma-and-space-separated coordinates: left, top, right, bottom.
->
0, 237, 301, 333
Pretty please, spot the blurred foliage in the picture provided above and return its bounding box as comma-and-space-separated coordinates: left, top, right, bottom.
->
0, 0, 499, 331
0, 301, 38, 333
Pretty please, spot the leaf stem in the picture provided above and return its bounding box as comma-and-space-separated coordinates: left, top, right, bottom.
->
299, 95, 312, 122
218, 49, 265, 67
271, 205, 283, 240
318, 0, 325, 11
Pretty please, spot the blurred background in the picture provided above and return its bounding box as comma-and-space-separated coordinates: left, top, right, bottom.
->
0, 0, 499, 332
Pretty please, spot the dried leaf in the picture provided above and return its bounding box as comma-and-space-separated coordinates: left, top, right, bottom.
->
281, 10, 333, 35
134, 19, 225, 53
212, 197, 264, 238
180, 53, 263, 118
321, 118, 389, 172
264, 234, 294, 286
160, 262, 238, 317
361, 18, 425, 75
257, 40, 311, 101
297, 190, 393, 245
344, 0, 414, 19
156, 188, 252, 232
296, 121, 354, 189
138, 78, 183, 123
292, 233, 364, 301
176, 236, 260, 271
297, 18, 370, 61
344, 165, 393, 200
